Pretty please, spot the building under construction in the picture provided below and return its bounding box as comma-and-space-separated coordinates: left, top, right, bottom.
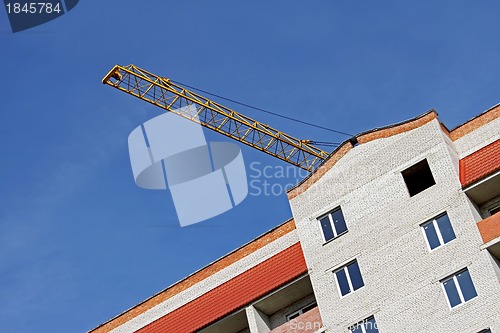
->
90, 66, 500, 333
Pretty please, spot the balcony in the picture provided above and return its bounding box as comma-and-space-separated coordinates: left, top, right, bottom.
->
463, 171, 500, 205
198, 275, 323, 333
248, 275, 323, 333
460, 139, 500, 205
477, 211, 500, 260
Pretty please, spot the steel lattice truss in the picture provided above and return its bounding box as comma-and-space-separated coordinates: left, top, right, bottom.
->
102, 64, 329, 171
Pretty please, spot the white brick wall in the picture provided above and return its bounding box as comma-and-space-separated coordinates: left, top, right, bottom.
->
290, 119, 500, 333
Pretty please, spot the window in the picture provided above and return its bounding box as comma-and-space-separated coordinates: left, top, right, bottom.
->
441, 268, 478, 308
421, 213, 456, 250
319, 207, 348, 242
401, 159, 436, 196
350, 316, 379, 333
490, 206, 500, 215
334, 260, 364, 297
286, 301, 317, 320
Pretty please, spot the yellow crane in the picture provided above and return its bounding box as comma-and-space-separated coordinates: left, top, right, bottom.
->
102, 64, 332, 172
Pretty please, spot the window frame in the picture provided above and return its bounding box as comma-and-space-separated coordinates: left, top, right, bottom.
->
318, 206, 348, 244
490, 205, 500, 215
440, 268, 478, 309
285, 301, 317, 321
334, 260, 365, 298
420, 212, 456, 251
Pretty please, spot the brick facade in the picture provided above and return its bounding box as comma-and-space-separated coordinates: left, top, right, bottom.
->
89, 104, 499, 333
289, 112, 500, 332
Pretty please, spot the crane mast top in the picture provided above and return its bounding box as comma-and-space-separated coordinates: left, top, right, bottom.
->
102, 64, 330, 172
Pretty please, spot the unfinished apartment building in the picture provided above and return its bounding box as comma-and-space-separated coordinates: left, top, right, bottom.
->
89, 104, 500, 333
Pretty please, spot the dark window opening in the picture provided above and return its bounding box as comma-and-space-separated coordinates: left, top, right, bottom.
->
490, 206, 500, 215
402, 159, 436, 196
301, 302, 317, 313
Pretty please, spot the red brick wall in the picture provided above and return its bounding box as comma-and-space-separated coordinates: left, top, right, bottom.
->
449, 103, 500, 141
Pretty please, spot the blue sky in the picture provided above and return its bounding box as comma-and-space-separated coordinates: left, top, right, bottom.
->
1, 1, 499, 332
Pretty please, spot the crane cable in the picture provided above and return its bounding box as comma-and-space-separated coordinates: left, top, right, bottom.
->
170, 79, 354, 142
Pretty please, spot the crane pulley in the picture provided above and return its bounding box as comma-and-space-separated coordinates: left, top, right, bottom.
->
102, 64, 331, 172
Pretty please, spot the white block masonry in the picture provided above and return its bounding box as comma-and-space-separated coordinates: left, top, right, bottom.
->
289, 119, 500, 333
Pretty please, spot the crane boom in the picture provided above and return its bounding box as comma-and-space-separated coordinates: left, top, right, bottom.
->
102, 64, 330, 171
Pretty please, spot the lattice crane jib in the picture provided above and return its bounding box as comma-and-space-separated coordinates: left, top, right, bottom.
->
102, 64, 330, 172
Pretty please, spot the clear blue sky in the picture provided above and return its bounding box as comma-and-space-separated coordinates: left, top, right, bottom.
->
1, 1, 499, 332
